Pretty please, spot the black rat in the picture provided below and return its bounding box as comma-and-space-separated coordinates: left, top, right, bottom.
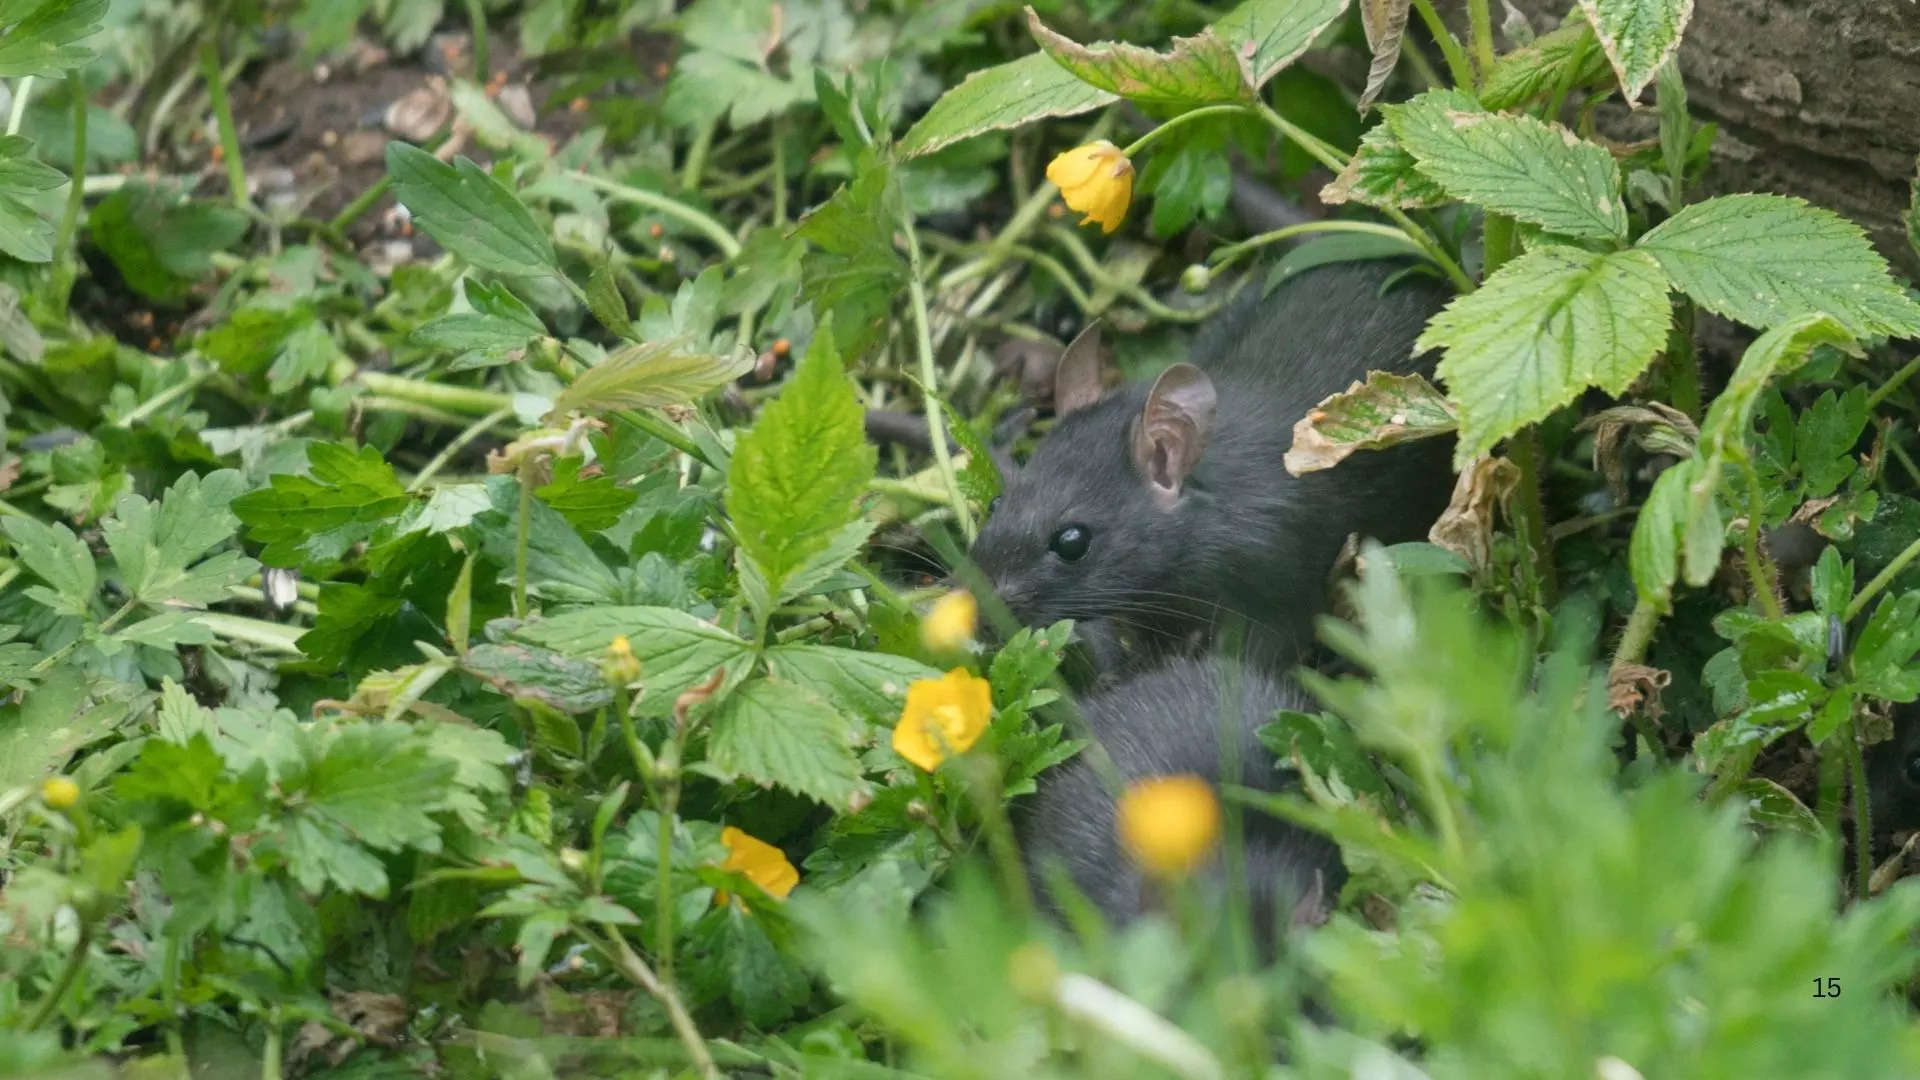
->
1018, 656, 1343, 942
966, 260, 1454, 679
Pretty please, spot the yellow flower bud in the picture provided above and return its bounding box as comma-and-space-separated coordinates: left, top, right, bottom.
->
1046, 140, 1134, 234
602, 634, 642, 687
891, 668, 993, 771
40, 776, 80, 810
717, 826, 799, 904
1116, 774, 1221, 878
920, 590, 978, 653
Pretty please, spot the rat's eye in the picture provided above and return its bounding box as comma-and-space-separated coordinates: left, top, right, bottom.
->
1904, 752, 1920, 788
1049, 524, 1091, 561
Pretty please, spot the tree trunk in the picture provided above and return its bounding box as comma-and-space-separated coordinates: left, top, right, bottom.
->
1517, 0, 1920, 277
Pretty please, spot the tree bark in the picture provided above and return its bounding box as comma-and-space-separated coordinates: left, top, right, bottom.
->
1516, 0, 1920, 277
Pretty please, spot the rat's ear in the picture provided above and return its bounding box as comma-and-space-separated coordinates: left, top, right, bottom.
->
1132, 363, 1215, 509
1053, 321, 1106, 416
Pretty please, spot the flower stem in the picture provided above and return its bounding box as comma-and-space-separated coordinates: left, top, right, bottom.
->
1507, 428, 1557, 608
358, 370, 513, 415
50, 70, 88, 308
579, 924, 719, 1080
654, 783, 678, 981
513, 457, 535, 618
1118, 103, 1248, 158
463, 0, 489, 83
1466, 0, 1496, 83
899, 210, 975, 540
569, 170, 740, 257
24, 924, 91, 1031
1741, 460, 1785, 620
1845, 532, 1920, 622
1846, 714, 1873, 900
408, 406, 515, 492
198, 27, 250, 209
1208, 220, 1419, 272
1867, 352, 1920, 411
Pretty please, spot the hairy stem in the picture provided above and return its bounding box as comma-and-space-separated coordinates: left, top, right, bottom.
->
1409, 0, 1475, 90
1846, 715, 1873, 900
1507, 429, 1557, 608
655, 781, 678, 981
1208, 219, 1419, 272
463, 0, 489, 83
1466, 0, 1496, 82
1742, 461, 1785, 620
408, 407, 515, 492
1867, 352, 1920, 412
514, 457, 535, 618
1118, 103, 1249, 158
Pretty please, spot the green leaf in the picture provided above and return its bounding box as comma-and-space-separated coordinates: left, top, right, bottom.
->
464, 642, 613, 714
763, 644, 942, 724
1027, 11, 1250, 108
1283, 372, 1456, 475
478, 477, 622, 605
1480, 20, 1611, 110
727, 325, 876, 612
1851, 591, 1920, 702
584, 260, 635, 340
1211, 0, 1353, 88
507, 605, 752, 712
3, 513, 96, 616
1320, 123, 1449, 210
0, 133, 61, 262
535, 456, 637, 533
232, 443, 412, 569
102, 469, 256, 609
708, 677, 865, 809
898, 51, 1116, 158
0, 0, 106, 77
385, 142, 559, 279
546, 336, 753, 421
795, 161, 905, 360
1578, 0, 1693, 103
0, 667, 102, 788
1635, 194, 1920, 339
1387, 89, 1627, 241
1810, 546, 1852, 620
1425, 245, 1671, 463
88, 186, 248, 300
275, 722, 459, 896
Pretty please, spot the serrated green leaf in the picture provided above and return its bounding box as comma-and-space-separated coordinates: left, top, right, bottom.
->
1319, 123, 1450, 209
88, 186, 248, 300
410, 311, 542, 354
274, 722, 458, 896
1480, 20, 1611, 110
464, 642, 613, 714
1636, 194, 1920, 339
0, 0, 106, 78
507, 605, 751, 713
386, 142, 558, 279
102, 469, 256, 609
232, 443, 412, 569
1426, 245, 1670, 463
584, 260, 635, 340
1851, 591, 1920, 702
1027, 11, 1251, 108
795, 162, 905, 360
1284, 372, 1456, 475
3, 513, 95, 616
478, 477, 622, 605
727, 324, 876, 612
708, 677, 865, 808
0, 133, 62, 262
763, 643, 942, 723
898, 51, 1117, 158
1388, 89, 1626, 240
1211, 0, 1352, 87
1579, 0, 1693, 103
535, 456, 637, 533
547, 336, 753, 421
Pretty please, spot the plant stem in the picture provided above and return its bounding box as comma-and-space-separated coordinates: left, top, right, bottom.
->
1465, 0, 1496, 83
1867, 352, 1920, 411
770, 116, 787, 225
1118, 103, 1248, 158
261, 1018, 283, 1080
24, 924, 90, 1031
1611, 597, 1661, 668
616, 410, 715, 468
655, 783, 678, 981
1845, 533, 1920, 622
1409, 0, 1475, 90
1666, 303, 1701, 419
1208, 219, 1419, 271
408, 406, 514, 492
899, 210, 975, 539
50, 70, 88, 307
1506, 429, 1557, 607
1741, 461, 1784, 620
579, 925, 719, 1080
1044, 226, 1220, 323
198, 29, 249, 209
463, 0, 489, 83
196, 613, 306, 654
1050, 973, 1225, 1080
569, 171, 740, 257
680, 118, 717, 192
358, 370, 513, 415
513, 457, 535, 618
120, 370, 212, 427
6, 75, 33, 135
1846, 715, 1873, 900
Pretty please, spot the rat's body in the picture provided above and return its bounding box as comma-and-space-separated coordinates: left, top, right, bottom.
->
1018, 657, 1342, 941
1866, 704, 1920, 845
968, 261, 1453, 679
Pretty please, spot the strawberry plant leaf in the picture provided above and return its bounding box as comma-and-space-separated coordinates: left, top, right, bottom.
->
1320, 123, 1449, 210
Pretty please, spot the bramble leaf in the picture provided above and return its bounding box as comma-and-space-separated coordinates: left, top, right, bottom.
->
898, 51, 1117, 158
1579, 0, 1693, 103
1320, 123, 1449, 210
1635, 194, 1920, 339
1387, 89, 1627, 241
1285, 372, 1456, 475
1027, 10, 1251, 108
1425, 245, 1670, 463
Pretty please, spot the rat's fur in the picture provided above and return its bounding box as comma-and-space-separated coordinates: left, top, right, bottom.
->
968, 261, 1454, 679
1018, 657, 1342, 941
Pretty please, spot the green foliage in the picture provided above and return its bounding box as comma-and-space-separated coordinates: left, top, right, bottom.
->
1579, 0, 1693, 102
385, 142, 560, 279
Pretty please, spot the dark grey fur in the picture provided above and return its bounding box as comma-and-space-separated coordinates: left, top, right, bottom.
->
968, 261, 1454, 678
1018, 657, 1344, 941
1867, 705, 1920, 841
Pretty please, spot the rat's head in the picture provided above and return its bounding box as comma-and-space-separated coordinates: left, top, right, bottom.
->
967, 324, 1218, 664
1868, 704, 1920, 843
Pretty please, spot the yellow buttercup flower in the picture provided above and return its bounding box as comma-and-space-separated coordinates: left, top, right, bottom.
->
891, 668, 993, 771
1046, 140, 1133, 234
1116, 774, 1221, 878
40, 776, 79, 810
717, 826, 799, 904
920, 590, 978, 653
